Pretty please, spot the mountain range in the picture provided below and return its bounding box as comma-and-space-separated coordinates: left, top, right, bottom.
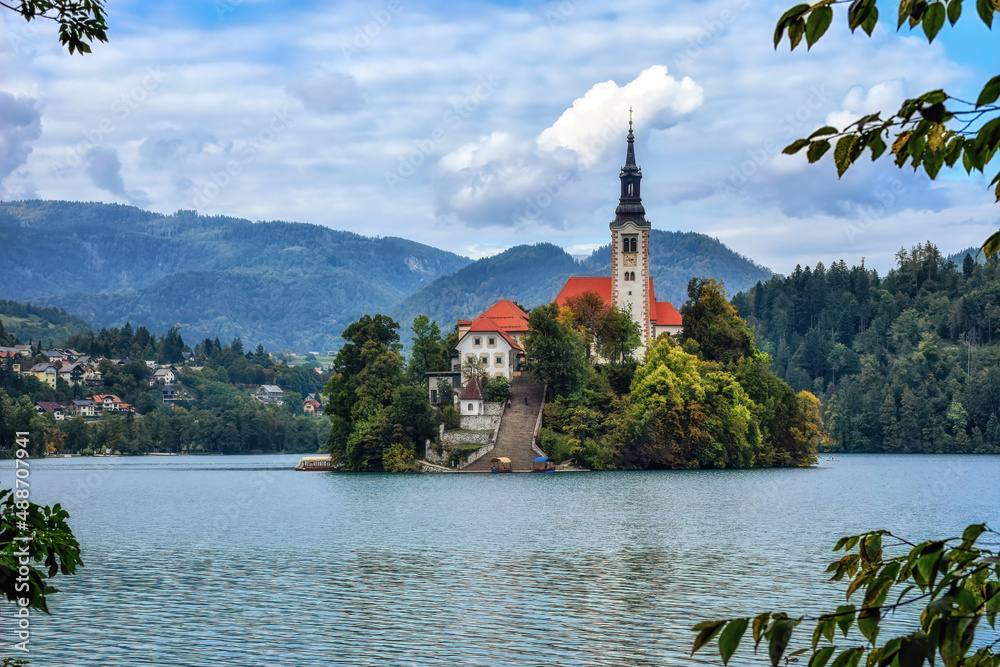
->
2, 200, 773, 350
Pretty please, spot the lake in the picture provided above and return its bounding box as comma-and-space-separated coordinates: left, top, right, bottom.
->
1, 454, 998, 665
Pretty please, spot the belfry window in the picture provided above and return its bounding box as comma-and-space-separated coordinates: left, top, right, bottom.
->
622, 238, 629, 252
629, 238, 637, 252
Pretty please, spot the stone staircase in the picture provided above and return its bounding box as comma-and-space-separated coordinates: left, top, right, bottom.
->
465, 375, 545, 472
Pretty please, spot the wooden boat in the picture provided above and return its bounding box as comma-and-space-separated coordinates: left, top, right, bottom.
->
490, 457, 512, 473
295, 456, 336, 471
531, 456, 556, 473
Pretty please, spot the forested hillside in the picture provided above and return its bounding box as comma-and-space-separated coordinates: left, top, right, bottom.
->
395, 230, 772, 331
0, 201, 470, 351
0, 300, 93, 347
732, 244, 1000, 453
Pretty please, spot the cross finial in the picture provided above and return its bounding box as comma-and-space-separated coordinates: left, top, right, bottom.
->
629, 106, 633, 128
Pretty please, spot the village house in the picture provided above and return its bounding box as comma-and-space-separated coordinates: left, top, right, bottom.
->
88, 394, 135, 414
554, 121, 682, 354
34, 401, 65, 421
302, 397, 321, 415
255, 385, 284, 405
68, 399, 96, 419
458, 377, 487, 416
150, 366, 177, 385
25, 363, 59, 389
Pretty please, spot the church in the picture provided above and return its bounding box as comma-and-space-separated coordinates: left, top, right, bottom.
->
555, 118, 682, 352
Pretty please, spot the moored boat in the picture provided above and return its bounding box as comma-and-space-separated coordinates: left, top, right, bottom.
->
531, 456, 556, 473
490, 457, 512, 473
295, 456, 336, 471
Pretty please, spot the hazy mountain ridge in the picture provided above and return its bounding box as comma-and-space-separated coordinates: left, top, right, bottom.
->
0, 201, 470, 350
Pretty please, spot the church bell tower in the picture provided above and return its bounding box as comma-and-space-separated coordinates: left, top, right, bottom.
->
610, 111, 652, 346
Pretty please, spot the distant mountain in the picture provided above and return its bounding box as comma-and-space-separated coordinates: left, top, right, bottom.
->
947, 247, 986, 266
394, 230, 773, 332
0, 299, 93, 347
0, 201, 470, 350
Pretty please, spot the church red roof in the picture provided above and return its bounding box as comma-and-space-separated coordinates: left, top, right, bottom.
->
554, 276, 682, 327
554, 277, 612, 306
652, 301, 682, 326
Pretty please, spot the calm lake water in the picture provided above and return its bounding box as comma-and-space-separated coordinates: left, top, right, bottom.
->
1, 454, 998, 666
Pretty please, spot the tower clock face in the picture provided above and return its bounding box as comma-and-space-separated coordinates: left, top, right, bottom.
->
623, 254, 637, 267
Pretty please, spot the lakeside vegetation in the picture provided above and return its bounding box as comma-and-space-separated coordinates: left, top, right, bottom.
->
733, 243, 1000, 453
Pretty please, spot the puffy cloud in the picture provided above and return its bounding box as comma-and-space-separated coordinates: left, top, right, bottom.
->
826, 80, 906, 130
537, 65, 703, 167
0, 91, 42, 196
85, 147, 150, 207
286, 70, 364, 115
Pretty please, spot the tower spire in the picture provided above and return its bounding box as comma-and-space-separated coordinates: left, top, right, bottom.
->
613, 112, 645, 226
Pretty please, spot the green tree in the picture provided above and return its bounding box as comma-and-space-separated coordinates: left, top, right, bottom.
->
561, 290, 610, 359
595, 305, 643, 364
435, 377, 455, 408
772, 1, 1000, 255
486, 375, 511, 402
681, 278, 755, 365
524, 303, 590, 398
406, 315, 448, 383
691, 523, 1000, 667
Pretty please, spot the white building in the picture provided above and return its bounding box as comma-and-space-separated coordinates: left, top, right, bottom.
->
453, 299, 530, 383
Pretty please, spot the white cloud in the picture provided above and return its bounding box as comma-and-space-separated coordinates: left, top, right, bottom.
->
0, 90, 42, 197
537, 65, 703, 167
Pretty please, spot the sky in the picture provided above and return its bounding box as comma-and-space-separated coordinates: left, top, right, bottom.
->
0, 0, 996, 275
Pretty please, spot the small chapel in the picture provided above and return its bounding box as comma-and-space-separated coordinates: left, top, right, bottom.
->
554, 117, 682, 352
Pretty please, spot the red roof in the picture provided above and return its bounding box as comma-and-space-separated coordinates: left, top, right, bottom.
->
458, 377, 486, 400
304, 398, 321, 408
652, 301, 682, 326
481, 299, 530, 332
554, 276, 682, 327
554, 277, 612, 307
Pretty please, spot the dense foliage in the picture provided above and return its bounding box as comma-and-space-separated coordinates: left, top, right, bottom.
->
0, 300, 92, 348
538, 281, 822, 470
692, 523, 1000, 667
0, 200, 469, 351
0, 489, 82, 614
732, 243, 1000, 453
393, 231, 773, 337
322, 315, 437, 471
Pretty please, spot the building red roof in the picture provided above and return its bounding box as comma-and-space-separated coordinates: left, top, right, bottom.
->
303, 398, 321, 409
480, 299, 530, 332
458, 377, 486, 400
467, 316, 522, 351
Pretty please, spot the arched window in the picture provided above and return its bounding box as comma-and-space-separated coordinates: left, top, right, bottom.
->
468, 403, 474, 412
630, 271, 636, 281
622, 238, 629, 252
629, 238, 637, 252
627, 183, 633, 195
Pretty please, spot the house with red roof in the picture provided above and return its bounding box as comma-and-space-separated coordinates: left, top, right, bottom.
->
453, 299, 530, 383
554, 120, 682, 351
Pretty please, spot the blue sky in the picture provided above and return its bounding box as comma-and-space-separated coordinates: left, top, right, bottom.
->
0, 0, 996, 274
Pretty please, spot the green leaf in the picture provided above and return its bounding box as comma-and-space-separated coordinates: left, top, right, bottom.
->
834, 135, 859, 177
963, 523, 987, 543
861, 6, 879, 34
848, 0, 876, 31
692, 620, 726, 655
922, 2, 946, 41
808, 140, 831, 163
753, 612, 771, 649
976, 75, 1000, 108
869, 133, 887, 159
857, 607, 881, 644
899, 0, 917, 27
947, 0, 963, 24
806, 6, 834, 48
810, 126, 841, 140
776, 4, 812, 47
920, 102, 948, 123
831, 647, 864, 667
768, 619, 795, 667
897, 633, 929, 667
784, 139, 811, 154
790, 18, 806, 50
809, 646, 836, 667
718, 618, 749, 665
835, 605, 855, 637
976, 0, 994, 26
